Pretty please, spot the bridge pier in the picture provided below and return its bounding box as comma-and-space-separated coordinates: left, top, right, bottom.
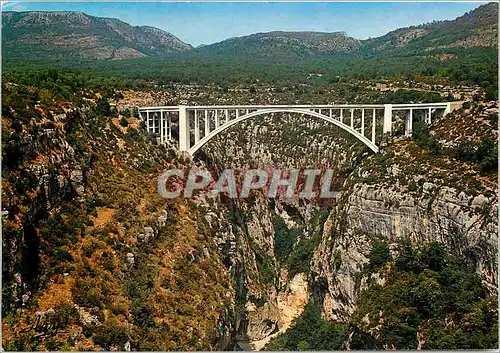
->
405, 108, 413, 137
371, 109, 376, 144
160, 110, 164, 143
383, 104, 393, 135
194, 110, 200, 144
361, 109, 365, 135
179, 106, 190, 152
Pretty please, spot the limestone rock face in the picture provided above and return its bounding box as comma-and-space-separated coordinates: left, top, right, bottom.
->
194, 185, 320, 348
245, 299, 281, 341
3, 11, 193, 61
346, 182, 497, 277
312, 180, 498, 321
190, 109, 374, 348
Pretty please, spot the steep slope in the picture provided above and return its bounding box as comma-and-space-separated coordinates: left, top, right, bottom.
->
309, 99, 497, 349
2, 11, 192, 60
363, 2, 498, 54
1, 81, 234, 350
1, 70, 498, 351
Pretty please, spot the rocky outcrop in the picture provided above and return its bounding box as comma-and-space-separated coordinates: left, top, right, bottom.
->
313, 179, 498, 321
251, 272, 309, 350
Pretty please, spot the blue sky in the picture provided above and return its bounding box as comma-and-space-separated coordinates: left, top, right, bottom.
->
2, 2, 486, 46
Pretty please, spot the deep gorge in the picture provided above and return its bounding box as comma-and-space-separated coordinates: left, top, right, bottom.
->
1, 78, 498, 350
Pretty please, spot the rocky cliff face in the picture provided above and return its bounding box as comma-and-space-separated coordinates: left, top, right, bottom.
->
1, 84, 235, 351
186, 108, 370, 348
313, 180, 497, 322
312, 101, 498, 323
364, 2, 498, 52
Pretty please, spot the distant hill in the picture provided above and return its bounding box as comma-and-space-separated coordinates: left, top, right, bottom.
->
194, 3, 497, 60
191, 31, 362, 59
1, 3, 497, 94
362, 2, 498, 55
2, 3, 497, 63
2, 11, 192, 60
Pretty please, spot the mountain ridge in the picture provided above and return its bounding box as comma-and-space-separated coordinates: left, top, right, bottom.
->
2, 3, 498, 62
2, 10, 193, 60
362, 2, 498, 54
190, 30, 362, 59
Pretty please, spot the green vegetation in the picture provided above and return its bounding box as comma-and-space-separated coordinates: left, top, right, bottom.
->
273, 216, 301, 263
269, 241, 497, 351
412, 121, 442, 155
452, 136, 498, 174
351, 241, 498, 350
96, 98, 111, 116
272, 207, 329, 278
2, 69, 129, 101
474, 136, 498, 174
5, 47, 496, 96
366, 239, 390, 273
119, 117, 129, 127
1, 80, 234, 351
1, 4, 497, 347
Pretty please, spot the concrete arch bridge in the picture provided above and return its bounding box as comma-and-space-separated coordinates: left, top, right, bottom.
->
138, 103, 462, 155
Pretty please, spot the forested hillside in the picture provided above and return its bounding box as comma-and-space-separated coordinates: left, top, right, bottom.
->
2, 3, 498, 97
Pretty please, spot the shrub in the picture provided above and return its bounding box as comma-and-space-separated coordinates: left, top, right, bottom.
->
475, 136, 497, 174
72, 278, 104, 308
92, 322, 127, 350
255, 253, 275, 284
455, 140, 476, 162
352, 241, 496, 350
265, 301, 348, 350
412, 121, 430, 146
475, 136, 495, 161
287, 237, 315, 277
96, 98, 111, 116
54, 302, 79, 328
120, 108, 131, 117
454, 137, 497, 173
119, 117, 129, 127
273, 216, 297, 263
368, 239, 390, 273
480, 155, 497, 174
427, 136, 442, 155
42, 121, 56, 129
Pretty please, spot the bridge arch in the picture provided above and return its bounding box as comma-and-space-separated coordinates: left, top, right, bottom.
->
188, 108, 379, 155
